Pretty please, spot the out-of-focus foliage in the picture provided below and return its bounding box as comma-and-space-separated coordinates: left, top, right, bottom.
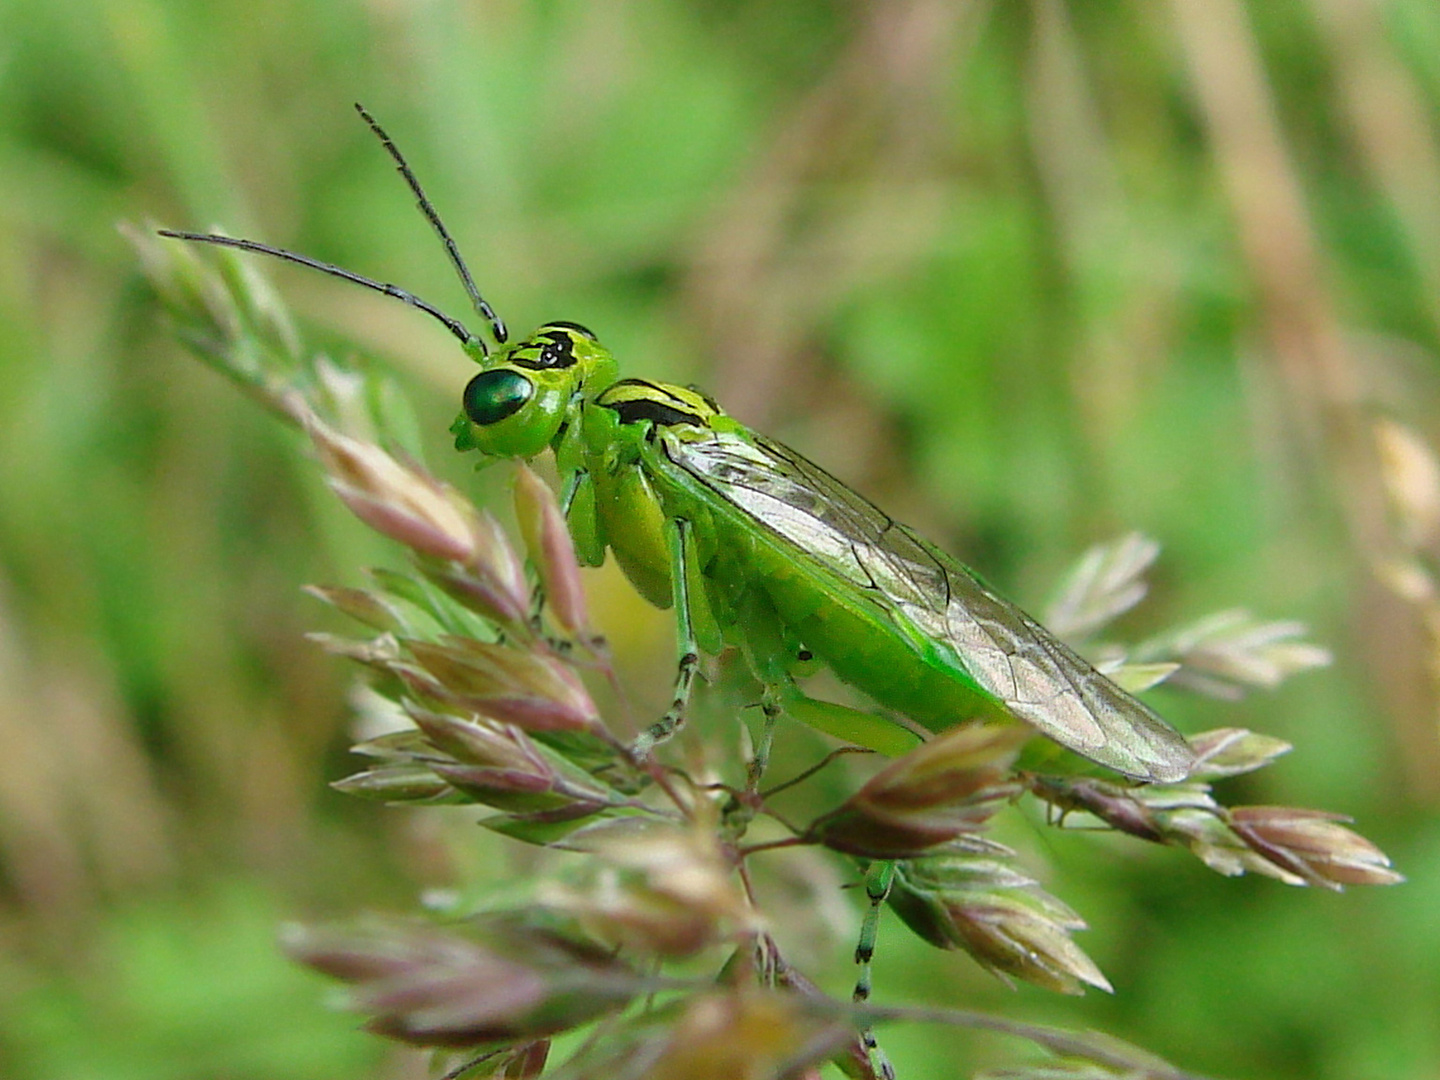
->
1, 1, 1438, 1078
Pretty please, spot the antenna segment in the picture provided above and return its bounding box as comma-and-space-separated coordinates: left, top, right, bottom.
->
158, 104, 509, 358
353, 103, 508, 345
156, 229, 483, 352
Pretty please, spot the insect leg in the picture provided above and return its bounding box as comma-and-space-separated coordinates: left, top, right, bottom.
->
745, 689, 784, 793
855, 859, 897, 1080
632, 517, 701, 757
556, 468, 585, 516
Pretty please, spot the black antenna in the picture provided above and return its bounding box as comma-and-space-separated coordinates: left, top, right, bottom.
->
156, 229, 485, 353
353, 103, 508, 345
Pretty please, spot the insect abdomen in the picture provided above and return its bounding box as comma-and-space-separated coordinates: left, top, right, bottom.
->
714, 517, 1012, 731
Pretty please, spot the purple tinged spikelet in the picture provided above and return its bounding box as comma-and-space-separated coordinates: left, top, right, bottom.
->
514, 462, 591, 640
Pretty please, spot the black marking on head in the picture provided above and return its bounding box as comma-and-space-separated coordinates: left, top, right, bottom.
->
509, 327, 585, 371
542, 320, 598, 341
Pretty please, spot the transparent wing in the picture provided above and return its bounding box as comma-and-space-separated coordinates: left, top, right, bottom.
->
665, 430, 1193, 782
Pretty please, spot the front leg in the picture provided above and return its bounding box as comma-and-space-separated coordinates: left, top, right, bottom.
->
632, 517, 701, 757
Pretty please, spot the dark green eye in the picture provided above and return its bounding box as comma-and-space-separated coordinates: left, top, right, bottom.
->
463, 369, 534, 426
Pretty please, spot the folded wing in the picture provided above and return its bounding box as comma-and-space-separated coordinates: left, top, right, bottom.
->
667, 429, 1193, 782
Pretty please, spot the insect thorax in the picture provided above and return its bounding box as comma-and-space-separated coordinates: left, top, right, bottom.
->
594, 380, 721, 431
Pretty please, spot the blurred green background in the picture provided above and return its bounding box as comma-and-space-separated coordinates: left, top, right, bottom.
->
2, 0, 1439, 1076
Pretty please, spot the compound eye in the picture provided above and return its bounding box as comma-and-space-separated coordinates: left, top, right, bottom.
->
463, 369, 534, 426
